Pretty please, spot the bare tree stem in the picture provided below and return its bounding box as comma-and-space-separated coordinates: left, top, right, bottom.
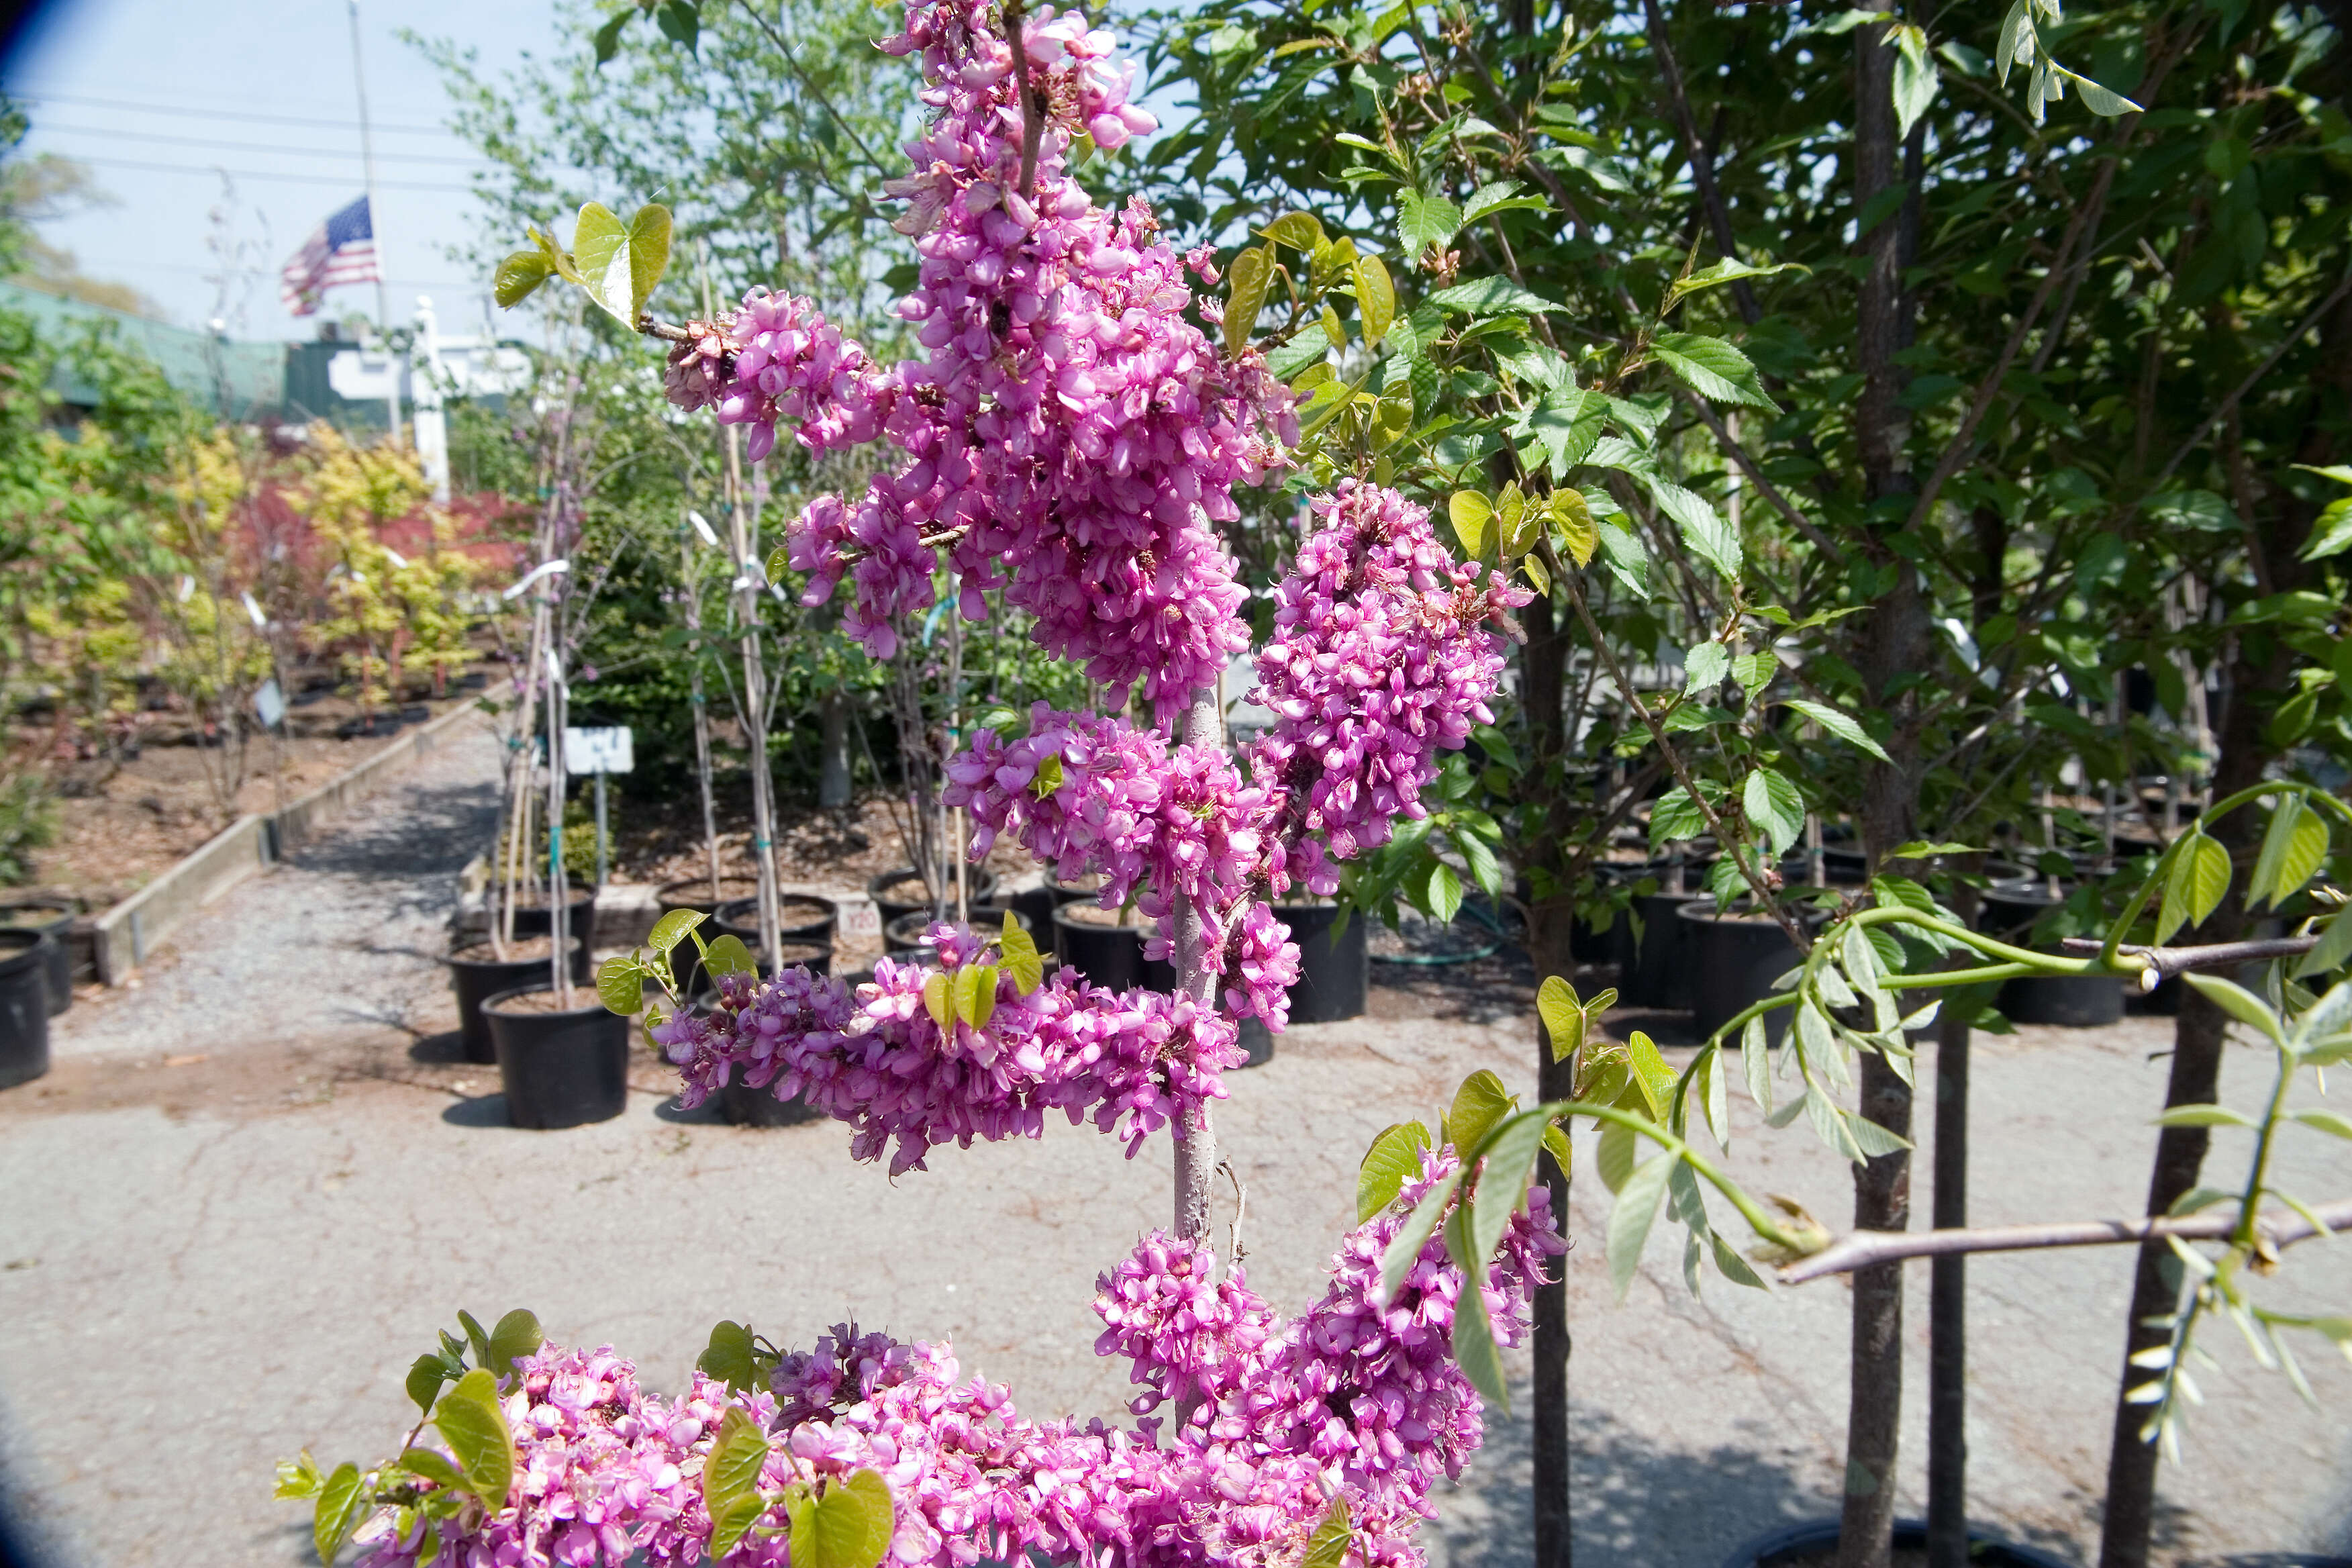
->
1781, 1199, 2352, 1284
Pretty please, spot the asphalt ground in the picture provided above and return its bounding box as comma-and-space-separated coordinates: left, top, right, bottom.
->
1, 722, 2343, 1567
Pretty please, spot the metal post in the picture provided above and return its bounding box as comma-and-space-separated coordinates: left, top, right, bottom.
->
346, 0, 399, 446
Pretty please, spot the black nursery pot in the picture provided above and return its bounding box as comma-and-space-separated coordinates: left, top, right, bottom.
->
448, 940, 590, 1066
883, 906, 1032, 950
0, 930, 50, 1090
1677, 902, 1810, 1046
1980, 879, 2124, 1027
1719, 1517, 2075, 1568
870, 867, 999, 926
722, 1076, 825, 1126
1621, 888, 1712, 1009
1050, 905, 1175, 993
483, 985, 631, 1130
714, 894, 839, 948
505, 891, 599, 942
1236, 1014, 1275, 1069
1271, 903, 1367, 1024
0, 899, 76, 1017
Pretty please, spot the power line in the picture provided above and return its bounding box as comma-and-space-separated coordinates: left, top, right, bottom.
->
55, 154, 478, 195
29, 123, 487, 168
1, 88, 459, 136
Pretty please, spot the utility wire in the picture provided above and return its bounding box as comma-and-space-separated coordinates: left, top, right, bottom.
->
1, 87, 456, 136
28, 124, 487, 167
53, 154, 477, 195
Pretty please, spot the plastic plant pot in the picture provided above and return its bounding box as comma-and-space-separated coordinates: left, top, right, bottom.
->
1236, 1014, 1275, 1068
482, 983, 630, 1129
1269, 903, 1367, 1024
0, 930, 50, 1089
1979, 879, 2124, 1027
448, 938, 590, 1065
503, 891, 598, 942
870, 867, 1001, 927
1677, 902, 1811, 1046
1621, 887, 1714, 1009
713, 895, 839, 948
0, 899, 75, 1017
1718, 1517, 2077, 1568
883, 907, 1032, 950
1051, 903, 1175, 993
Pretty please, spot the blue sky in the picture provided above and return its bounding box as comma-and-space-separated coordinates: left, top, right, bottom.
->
3, 0, 555, 338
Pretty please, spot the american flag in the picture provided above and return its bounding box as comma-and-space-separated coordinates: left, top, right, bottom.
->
279, 195, 379, 316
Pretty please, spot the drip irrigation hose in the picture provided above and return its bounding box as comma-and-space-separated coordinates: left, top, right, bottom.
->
1367, 895, 1510, 966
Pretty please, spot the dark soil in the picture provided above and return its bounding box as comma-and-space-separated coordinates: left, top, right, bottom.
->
1059, 901, 1143, 928
27, 663, 495, 907
450, 935, 567, 963
483, 987, 598, 1016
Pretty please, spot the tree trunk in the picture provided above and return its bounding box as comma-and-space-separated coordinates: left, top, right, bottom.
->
1837, 25, 1925, 1568
2096, 291, 2345, 1568
1520, 585, 1577, 1568
820, 692, 854, 810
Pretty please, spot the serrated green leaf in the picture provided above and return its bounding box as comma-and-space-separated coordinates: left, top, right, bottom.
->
1426, 861, 1464, 922
654, 0, 698, 50
1665, 258, 1808, 311
2297, 910, 2352, 979
1650, 478, 1741, 582
705, 1408, 772, 1559
1224, 245, 1275, 354
591, 9, 632, 66
2063, 66, 2142, 115
1684, 642, 1730, 696
432, 1370, 514, 1512
1742, 1014, 1772, 1112
1526, 385, 1606, 479
1359, 1121, 1436, 1221
649, 908, 707, 953
1624, 1030, 1675, 1121
314, 1462, 366, 1566
1428, 277, 1563, 316
1398, 189, 1463, 255
1743, 768, 1806, 856
1650, 332, 1779, 411
1607, 1151, 1674, 1300
595, 955, 645, 1016
1782, 699, 1893, 762
1891, 23, 1941, 137
2251, 801, 2329, 910
1711, 1229, 1767, 1288
2186, 834, 2233, 929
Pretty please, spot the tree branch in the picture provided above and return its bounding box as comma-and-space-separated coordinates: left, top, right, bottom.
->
2057, 932, 2322, 981
1779, 1198, 2352, 1284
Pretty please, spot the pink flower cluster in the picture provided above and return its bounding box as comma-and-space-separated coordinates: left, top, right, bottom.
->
650, 955, 1240, 1177
347, 1152, 1561, 1568
668, 0, 1291, 720
1250, 481, 1531, 897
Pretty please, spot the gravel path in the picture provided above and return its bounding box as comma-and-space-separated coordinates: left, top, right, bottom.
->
1, 731, 2345, 1568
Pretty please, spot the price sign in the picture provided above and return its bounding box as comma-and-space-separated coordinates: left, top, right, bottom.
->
253, 678, 286, 728
564, 725, 634, 774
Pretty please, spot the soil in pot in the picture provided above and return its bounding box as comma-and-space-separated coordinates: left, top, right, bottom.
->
1979, 879, 2123, 1027
1052, 903, 1175, 993
657, 875, 765, 915
1052, 872, 1107, 903
482, 983, 631, 1129
1677, 903, 1812, 1046
0, 900, 76, 1017
871, 866, 999, 926
714, 895, 839, 947
1621, 887, 1713, 1009
448, 937, 590, 1065
0, 930, 49, 1089
1270, 903, 1367, 1024
884, 907, 1033, 950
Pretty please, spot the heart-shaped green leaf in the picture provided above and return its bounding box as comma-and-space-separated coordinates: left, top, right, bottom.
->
704, 1408, 771, 1558
1536, 975, 1583, 1063
1353, 254, 1395, 345
1446, 1069, 1513, 1155
702, 933, 756, 979
493, 250, 555, 309
570, 201, 673, 324
648, 908, 707, 954
485, 1310, 542, 1383
595, 955, 644, 1016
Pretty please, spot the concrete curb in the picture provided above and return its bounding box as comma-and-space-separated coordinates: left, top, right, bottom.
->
90, 697, 486, 984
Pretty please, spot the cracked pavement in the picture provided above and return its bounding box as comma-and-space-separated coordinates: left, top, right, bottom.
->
0, 720, 2345, 1566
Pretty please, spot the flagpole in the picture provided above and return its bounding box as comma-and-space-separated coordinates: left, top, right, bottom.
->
346, 0, 401, 447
